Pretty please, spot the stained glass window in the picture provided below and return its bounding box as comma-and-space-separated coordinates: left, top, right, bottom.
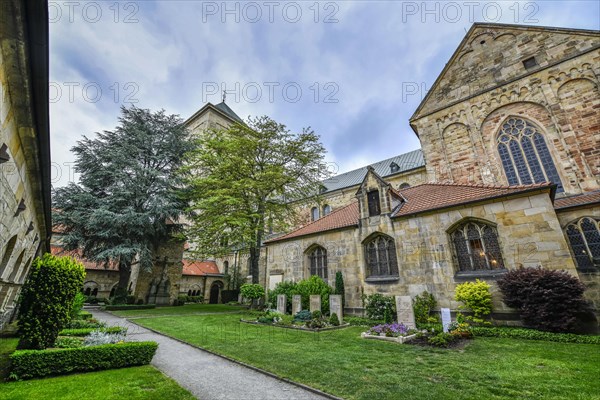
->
451, 221, 505, 272
364, 234, 399, 278
497, 118, 563, 192
565, 217, 600, 269
308, 246, 328, 280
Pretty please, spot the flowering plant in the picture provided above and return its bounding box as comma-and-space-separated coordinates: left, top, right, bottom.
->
367, 322, 410, 337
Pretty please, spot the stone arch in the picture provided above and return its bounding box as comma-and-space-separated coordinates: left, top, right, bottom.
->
16, 257, 32, 283
0, 235, 18, 278
361, 232, 399, 280
7, 250, 25, 282
83, 281, 99, 297
480, 102, 570, 190
209, 280, 224, 304
447, 217, 505, 273
304, 244, 328, 281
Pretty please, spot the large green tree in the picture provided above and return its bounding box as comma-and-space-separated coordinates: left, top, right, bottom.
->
53, 106, 194, 294
183, 116, 328, 283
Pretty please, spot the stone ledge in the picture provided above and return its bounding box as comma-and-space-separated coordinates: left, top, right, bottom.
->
454, 269, 508, 281
361, 332, 417, 344
364, 276, 400, 284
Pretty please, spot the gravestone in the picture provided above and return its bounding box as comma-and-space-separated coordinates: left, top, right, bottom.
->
238, 293, 242, 303
329, 294, 343, 324
309, 295, 321, 313
277, 294, 287, 314
395, 295, 416, 329
292, 295, 302, 316
441, 308, 452, 333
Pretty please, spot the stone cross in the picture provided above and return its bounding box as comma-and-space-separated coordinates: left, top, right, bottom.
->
292, 295, 302, 316
329, 294, 343, 324
309, 295, 321, 313
395, 295, 416, 330
277, 294, 287, 314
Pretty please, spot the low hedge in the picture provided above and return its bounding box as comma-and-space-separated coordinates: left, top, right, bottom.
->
104, 304, 156, 311
59, 327, 126, 337
344, 317, 385, 327
78, 311, 93, 320
472, 326, 600, 344
9, 341, 158, 380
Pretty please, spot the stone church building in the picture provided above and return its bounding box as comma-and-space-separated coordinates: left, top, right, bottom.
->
264, 23, 600, 324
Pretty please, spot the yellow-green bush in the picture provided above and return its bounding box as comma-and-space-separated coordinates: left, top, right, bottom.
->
454, 279, 492, 324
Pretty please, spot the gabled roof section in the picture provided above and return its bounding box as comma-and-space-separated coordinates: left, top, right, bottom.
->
184, 101, 244, 126
322, 149, 424, 194
182, 260, 222, 276
410, 23, 600, 125
265, 202, 359, 243
354, 165, 391, 196
554, 190, 600, 211
50, 245, 119, 271
391, 182, 555, 218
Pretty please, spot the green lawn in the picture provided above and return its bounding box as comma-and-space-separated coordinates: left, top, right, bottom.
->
134, 313, 600, 400
110, 303, 246, 318
0, 338, 194, 400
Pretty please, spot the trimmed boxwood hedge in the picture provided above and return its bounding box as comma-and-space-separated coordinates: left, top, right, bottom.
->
471, 326, 600, 344
9, 341, 158, 380
59, 327, 126, 337
104, 304, 156, 311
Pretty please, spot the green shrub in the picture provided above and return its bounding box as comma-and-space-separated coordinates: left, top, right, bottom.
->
240, 284, 265, 308
383, 307, 394, 324
329, 313, 340, 326
174, 296, 186, 306
78, 311, 93, 320
267, 281, 298, 311
345, 317, 384, 327
104, 304, 156, 311
419, 322, 444, 334
312, 310, 322, 319
413, 291, 438, 326
9, 341, 158, 380
295, 276, 333, 314
497, 267, 587, 332
65, 319, 106, 329
294, 310, 312, 322
59, 327, 126, 337
335, 271, 345, 309
455, 279, 492, 324
427, 332, 455, 348
306, 319, 325, 329
17, 253, 86, 350
53, 336, 84, 349
69, 292, 86, 321
471, 326, 600, 344
363, 293, 395, 320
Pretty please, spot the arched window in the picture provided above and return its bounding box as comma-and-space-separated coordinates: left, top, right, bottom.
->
497, 117, 563, 192
322, 205, 331, 216
311, 207, 319, 221
364, 234, 399, 278
399, 183, 410, 190
8, 250, 25, 282
188, 289, 192, 296
109, 286, 116, 298
451, 221, 505, 273
565, 217, 600, 270
308, 246, 327, 280
367, 190, 381, 216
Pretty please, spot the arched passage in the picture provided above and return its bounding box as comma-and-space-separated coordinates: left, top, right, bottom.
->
209, 281, 224, 304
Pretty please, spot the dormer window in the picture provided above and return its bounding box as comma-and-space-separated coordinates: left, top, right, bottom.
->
367, 190, 380, 216
522, 56, 537, 70
390, 162, 400, 173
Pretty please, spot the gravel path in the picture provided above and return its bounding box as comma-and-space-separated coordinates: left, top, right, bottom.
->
90, 310, 333, 400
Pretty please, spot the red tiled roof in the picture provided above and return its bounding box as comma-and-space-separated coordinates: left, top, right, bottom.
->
182, 260, 221, 276
265, 202, 359, 243
50, 245, 119, 271
554, 190, 600, 210
266, 182, 555, 243
392, 182, 554, 218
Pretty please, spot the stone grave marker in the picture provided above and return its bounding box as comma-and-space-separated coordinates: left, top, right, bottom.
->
309, 295, 321, 313
329, 294, 343, 324
292, 295, 302, 316
395, 295, 416, 330
277, 294, 287, 314
441, 308, 451, 333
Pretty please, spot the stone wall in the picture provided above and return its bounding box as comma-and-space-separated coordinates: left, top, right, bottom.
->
0, 0, 50, 330
411, 26, 600, 195
82, 270, 119, 299
265, 191, 578, 317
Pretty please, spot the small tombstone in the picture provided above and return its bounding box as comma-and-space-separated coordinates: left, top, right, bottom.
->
441, 308, 452, 333
395, 295, 416, 330
329, 294, 343, 324
238, 293, 242, 304
292, 295, 302, 316
309, 295, 321, 313
277, 294, 287, 315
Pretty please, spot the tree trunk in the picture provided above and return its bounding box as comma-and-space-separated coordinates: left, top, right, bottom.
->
250, 245, 259, 284
117, 260, 132, 292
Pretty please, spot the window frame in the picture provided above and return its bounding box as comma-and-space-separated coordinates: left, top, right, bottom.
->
306, 245, 328, 281
367, 190, 381, 217
565, 217, 600, 271
363, 233, 399, 282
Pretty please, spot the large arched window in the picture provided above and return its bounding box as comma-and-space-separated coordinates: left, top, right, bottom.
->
451, 220, 505, 273
364, 234, 398, 278
565, 217, 600, 270
497, 117, 563, 192
308, 246, 327, 280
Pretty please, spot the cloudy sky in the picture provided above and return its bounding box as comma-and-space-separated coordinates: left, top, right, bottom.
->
49, 0, 599, 186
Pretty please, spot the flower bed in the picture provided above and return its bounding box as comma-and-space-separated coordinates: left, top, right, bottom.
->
361, 323, 417, 344
241, 309, 350, 332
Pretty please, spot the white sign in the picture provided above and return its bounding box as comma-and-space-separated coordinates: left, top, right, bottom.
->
441, 308, 451, 333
